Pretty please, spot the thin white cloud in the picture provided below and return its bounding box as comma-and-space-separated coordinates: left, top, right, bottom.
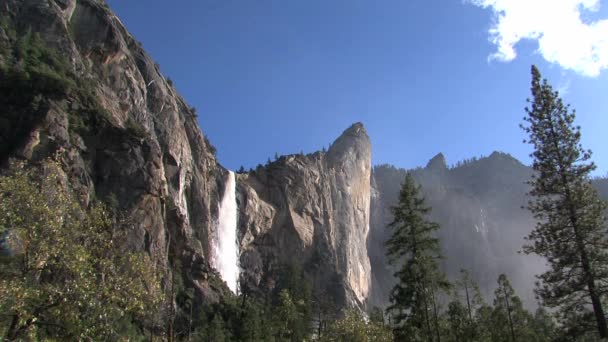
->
469, 0, 608, 77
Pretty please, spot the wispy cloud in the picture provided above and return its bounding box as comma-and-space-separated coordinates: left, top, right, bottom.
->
469, 0, 608, 77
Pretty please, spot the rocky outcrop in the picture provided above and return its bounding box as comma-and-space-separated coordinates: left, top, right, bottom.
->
0, 0, 377, 310
0, 0, 230, 302
237, 123, 372, 307
5, 0, 606, 317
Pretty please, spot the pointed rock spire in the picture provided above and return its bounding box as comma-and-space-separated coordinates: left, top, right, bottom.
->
426, 152, 447, 171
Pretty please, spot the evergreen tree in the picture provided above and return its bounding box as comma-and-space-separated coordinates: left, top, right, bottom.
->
274, 262, 313, 340
241, 300, 263, 342
449, 269, 484, 341
493, 274, 519, 342
445, 300, 468, 342
385, 173, 449, 341
475, 303, 495, 341
530, 307, 557, 341
521, 65, 608, 338
455, 269, 483, 326
490, 274, 540, 342
208, 314, 227, 342
273, 289, 301, 341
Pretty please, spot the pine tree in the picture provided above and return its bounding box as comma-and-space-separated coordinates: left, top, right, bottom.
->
241, 300, 263, 342
521, 65, 608, 338
451, 269, 484, 340
490, 274, 540, 342
208, 314, 227, 342
530, 307, 557, 341
446, 300, 468, 342
493, 274, 519, 342
385, 173, 449, 341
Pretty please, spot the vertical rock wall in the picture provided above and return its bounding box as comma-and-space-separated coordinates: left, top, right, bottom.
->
237, 123, 372, 307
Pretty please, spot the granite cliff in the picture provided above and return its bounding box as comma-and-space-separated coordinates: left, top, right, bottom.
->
2, 0, 607, 318
0, 0, 374, 311
237, 123, 372, 308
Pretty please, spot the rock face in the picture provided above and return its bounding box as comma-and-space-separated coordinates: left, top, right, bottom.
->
1, 0, 231, 302
0, 0, 375, 310
4, 0, 607, 315
237, 123, 372, 307
368, 152, 608, 309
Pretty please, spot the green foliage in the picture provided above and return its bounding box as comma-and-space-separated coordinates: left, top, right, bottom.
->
0, 28, 76, 158
490, 274, 532, 341
385, 173, 450, 340
203, 134, 217, 156
321, 309, 393, 342
443, 269, 485, 341
3, 30, 75, 96
0, 158, 162, 341
124, 116, 148, 139
0, 21, 148, 160
445, 300, 468, 341
181, 262, 314, 341
271, 262, 313, 341
274, 289, 303, 340
470, 274, 556, 342
521, 65, 608, 339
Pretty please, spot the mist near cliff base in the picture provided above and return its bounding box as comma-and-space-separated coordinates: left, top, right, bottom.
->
367, 152, 605, 310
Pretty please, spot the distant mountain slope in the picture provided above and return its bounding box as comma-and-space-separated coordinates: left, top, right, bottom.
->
368, 152, 608, 309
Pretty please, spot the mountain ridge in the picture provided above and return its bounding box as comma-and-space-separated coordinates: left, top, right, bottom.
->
2, 0, 607, 319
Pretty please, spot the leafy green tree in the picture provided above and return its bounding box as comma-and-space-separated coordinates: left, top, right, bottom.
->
445, 300, 468, 342
385, 173, 450, 341
321, 309, 393, 342
530, 307, 557, 341
475, 303, 495, 341
0, 159, 162, 341
273, 289, 301, 341
521, 65, 608, 339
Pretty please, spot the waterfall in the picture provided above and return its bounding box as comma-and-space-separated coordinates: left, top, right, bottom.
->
212, 171, 239, 293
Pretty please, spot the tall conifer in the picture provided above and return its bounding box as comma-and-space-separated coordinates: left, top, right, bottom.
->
521, 65, 608, 338
385, 173, 449, 341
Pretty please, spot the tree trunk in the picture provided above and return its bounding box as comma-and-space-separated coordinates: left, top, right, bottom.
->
464, 283, 475, 340
431, 286, 441, 342
4, 314, 20, 341
423, 290, 433, 342
549, 111, 608, 339
564, 185, 607, 338
502, 284, 516, 342
570, 209, 608, 338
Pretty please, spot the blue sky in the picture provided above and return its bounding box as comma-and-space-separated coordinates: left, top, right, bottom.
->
107, 0, 608, 176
